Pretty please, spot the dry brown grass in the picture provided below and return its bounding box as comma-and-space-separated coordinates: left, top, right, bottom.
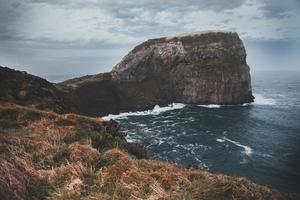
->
69, 141, 100, 165
0, 103, 295, 200
96, 149, 291, 200
0, 103, 133, 199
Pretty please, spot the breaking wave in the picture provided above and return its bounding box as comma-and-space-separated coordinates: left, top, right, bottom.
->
198, 104, 221, 108
221, 137, 253, 156
253, 94, 276, 105
102, 103, 186, 120
198, 103, 252, 108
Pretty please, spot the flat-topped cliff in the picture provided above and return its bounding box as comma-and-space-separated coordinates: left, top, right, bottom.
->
62, 31, 253, 116
112, 31, 253, 105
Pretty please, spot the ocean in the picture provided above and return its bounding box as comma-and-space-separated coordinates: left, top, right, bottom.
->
103, 71, 300, 195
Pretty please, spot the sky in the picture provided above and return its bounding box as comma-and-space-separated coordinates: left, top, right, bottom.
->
0, 0, 299, 81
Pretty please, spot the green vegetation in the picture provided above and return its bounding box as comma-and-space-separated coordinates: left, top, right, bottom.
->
53, 146, 71, 164
0, 109, 20, 129
0, 107, 42, 129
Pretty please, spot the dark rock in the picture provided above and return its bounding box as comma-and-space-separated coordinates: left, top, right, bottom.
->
122, 142, 149, 159
102, 119, 124, 138
111, 31, 253, 105
0, 66, 75, 113
62, 73, 120, 116
61, 31, 254, 116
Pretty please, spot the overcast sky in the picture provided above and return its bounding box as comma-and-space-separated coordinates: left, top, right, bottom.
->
0, 0, 299, 81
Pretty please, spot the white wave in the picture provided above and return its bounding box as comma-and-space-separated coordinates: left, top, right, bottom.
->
222, 137, 253, 156
198, 104, 221, 108
216, 138, 225, 143
242, 103, 251, 106
198, 103, 253, 108
158, 139, 165, 145
194, 157, 209, 170
126, 137, 137, 143
253, 94, 276, 105
102, 103, 186, 120
137, 124, 147, 127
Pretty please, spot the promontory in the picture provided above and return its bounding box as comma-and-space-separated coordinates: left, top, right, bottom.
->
61, 30, 254, 116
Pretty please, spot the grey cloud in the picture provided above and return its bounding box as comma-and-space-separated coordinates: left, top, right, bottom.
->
22, 0, 246, 39
0, 0, 26, 39
0, 39, 131, 76
259, 0, 300, 18
27, 0, 246, 11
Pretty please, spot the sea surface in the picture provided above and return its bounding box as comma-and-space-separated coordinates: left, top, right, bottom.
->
103, 71, 300, 195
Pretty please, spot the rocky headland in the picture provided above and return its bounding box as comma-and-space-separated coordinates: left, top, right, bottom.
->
60, 31, 254, 116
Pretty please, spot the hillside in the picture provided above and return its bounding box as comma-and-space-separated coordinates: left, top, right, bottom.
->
0, 66, 75, 114
0, 103, 293, 200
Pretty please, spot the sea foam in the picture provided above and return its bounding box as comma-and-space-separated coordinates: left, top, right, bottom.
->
222, 137, 253, 156
102, 103, 186, 120
198, 103, 251, 108
198, 104, 221, 108
216, 138, 225, 143
253, 94, 276, 105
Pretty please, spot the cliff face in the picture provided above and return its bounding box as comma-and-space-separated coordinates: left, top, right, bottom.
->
112, 31, 253, 106
60, 73, 120, 116
61, 31, 253, 116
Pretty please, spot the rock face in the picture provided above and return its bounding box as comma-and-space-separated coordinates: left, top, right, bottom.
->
62, 31, 253, 116
111, 31, 253, 106
60, 73, 120, 116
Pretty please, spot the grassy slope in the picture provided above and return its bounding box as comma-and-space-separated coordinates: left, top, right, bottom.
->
0, 103, 294, 200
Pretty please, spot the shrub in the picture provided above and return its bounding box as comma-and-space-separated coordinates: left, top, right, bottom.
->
53, 146, 70, 164
0, 109, 19, 129
63, 129, 123, 152
122, 142, 148, 159
28, 177, 52, 199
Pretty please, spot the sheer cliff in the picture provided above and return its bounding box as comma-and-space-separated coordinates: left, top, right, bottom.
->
62, 31, 253, 116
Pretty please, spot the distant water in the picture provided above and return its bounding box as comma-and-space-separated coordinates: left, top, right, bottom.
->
104, 71, 300, 194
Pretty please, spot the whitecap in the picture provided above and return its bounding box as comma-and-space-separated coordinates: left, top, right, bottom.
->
216, 138, 225, 143
198, 103, 255, 108
242, 103, 251, 106
137, 124, 147, 127
253, 94, 276, 105
222, 137, 253, 156
102, 103, 186, 120
198, 104, 221, 108
126, 137, 137, 143
194, 157, 209, 170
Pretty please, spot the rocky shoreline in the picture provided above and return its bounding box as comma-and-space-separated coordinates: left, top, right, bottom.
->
1, 31, 294, 199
